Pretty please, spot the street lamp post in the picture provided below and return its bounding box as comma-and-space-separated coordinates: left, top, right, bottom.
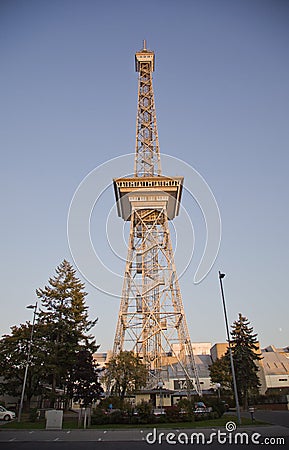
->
157, 381, 164, 414
215, 383, 221, 400
218, 272, 241, 426
18, 302, 38, 422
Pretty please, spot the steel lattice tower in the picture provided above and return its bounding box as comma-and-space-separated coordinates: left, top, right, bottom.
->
112, 41, 201, 395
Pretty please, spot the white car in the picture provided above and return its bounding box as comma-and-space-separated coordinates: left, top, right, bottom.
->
153, 408, 166, 416
0, 406, 16, 421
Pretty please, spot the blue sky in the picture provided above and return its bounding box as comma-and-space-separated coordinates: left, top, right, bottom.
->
1, 0, 289, 351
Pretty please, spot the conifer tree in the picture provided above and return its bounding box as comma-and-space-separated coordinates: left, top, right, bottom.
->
36, 260, 98, 407
0, 261, 101, 411
230, 313, 262, 409
210, 313, 262, 409
67, 349, 103, 407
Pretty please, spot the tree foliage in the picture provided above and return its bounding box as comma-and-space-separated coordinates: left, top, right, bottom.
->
104, 351, 147, 399
230, 313, 262, 408
209, 354, 232, 391
66, 349, 103, 407
0, 260, 102, 410
36, 259, 97, 345
36, 260, 98, 406
210, 313, 262, 409
0, 323, 46, 408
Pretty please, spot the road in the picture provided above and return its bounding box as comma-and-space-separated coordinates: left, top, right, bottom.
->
0, 411, 288, 449
0, 443, 285, 450
241, 409, 289, 428
0, 439, 288, 450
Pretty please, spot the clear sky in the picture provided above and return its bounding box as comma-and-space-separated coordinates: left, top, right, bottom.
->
1, 0, 289, 351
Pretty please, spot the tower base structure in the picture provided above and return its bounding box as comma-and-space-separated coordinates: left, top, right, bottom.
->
113, 176, 201, 395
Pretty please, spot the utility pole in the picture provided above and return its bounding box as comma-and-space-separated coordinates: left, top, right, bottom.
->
18, 302, 38, 422
218, 272, 241, 425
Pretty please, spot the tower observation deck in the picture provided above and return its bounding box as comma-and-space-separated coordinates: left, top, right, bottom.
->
112, 41, 201, 395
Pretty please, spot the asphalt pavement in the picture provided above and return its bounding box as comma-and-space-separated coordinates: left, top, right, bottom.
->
0, 442, 287, 450
0, 411, 288, 449
240, 409, 289, 428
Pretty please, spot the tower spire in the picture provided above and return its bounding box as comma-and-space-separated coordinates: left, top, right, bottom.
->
134, 41, 161, 177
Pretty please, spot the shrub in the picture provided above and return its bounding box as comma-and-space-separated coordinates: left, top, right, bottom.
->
205, 399, 227, 418
194, 412, 209, 421
108, 410, 124, 424
174, 399, 194, 422
177, 398, 194, 412
136, 400, 153, 423
91, 409, 109, 425
98, 396, 127, 411
29, 408, 39, 422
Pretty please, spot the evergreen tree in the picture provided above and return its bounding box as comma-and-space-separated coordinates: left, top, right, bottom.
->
0, 260, 100, 411
36, 260, 98, 407
67, 349, 103, 407
230, 313, 262, 409
210, 314, 262, 409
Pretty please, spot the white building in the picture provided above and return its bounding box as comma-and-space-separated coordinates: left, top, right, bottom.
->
261, 345, 289, 393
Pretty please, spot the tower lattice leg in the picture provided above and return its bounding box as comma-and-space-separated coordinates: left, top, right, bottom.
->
113, 207, 201, 394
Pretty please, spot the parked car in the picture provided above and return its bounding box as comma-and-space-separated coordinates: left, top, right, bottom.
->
153, 408, 166, 416
0, 406, 16, 421
195, 401, 206, 409
194, 406, 212, 414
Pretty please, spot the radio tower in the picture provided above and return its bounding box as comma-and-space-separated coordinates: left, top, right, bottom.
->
113, 41, 201, 394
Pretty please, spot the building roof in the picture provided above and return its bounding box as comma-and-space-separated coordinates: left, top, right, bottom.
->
261, 352, 289, 376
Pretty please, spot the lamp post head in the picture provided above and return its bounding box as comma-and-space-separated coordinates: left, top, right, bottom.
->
219, 272, 225, 279
26, 304, 37, 309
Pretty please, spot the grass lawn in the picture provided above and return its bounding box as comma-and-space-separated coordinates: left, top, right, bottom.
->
1, 415, 267, 430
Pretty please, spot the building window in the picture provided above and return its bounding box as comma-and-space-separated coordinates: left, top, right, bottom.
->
278, 379, 287, 382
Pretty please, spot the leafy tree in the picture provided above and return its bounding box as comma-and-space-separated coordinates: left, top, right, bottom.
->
230, 313, 262, 409
66, 349, 103, 407
0, 323, 46, 409
104, 351, 147, 399
36, 260, 98, 406
209, 354, 232, 392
